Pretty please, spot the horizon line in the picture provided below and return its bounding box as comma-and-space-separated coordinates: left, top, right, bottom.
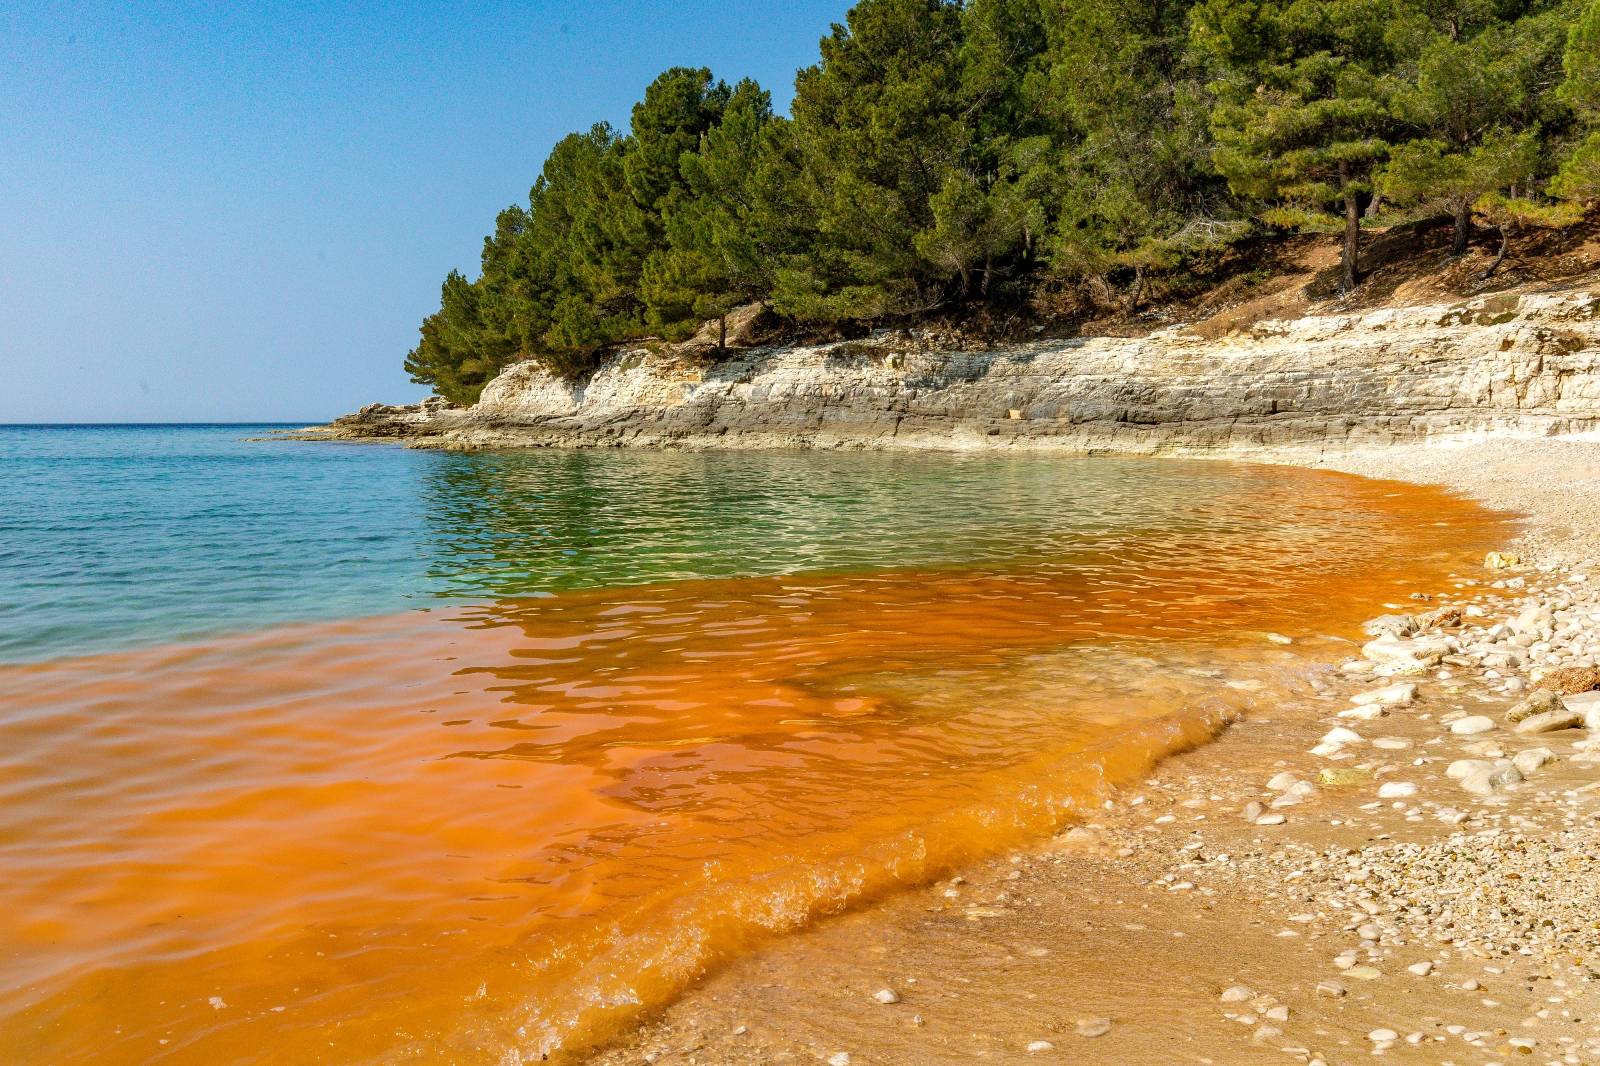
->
0, 420, 329, 428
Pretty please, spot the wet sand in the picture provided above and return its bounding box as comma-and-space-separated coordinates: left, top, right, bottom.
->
589, 439, 1600, 1066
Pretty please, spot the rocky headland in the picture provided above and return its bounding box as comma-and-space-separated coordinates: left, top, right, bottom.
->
307, 282, 1600, 458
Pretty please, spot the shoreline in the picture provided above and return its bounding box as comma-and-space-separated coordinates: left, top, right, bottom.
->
584, 436, 1600, 1066
292, 281, 1600, 460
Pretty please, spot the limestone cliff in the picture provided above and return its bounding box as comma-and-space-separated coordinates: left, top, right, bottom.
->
321, 287, 1600, 454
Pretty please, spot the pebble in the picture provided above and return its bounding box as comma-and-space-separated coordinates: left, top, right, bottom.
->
1369, 1028, 1399, 1042
1512, 747, 1555, 774
872, 988, 900, 1005
1513, 707, 1584, 734
1407, 961, 1434, 976
1352, 682, 1419, 707
1220, 985, 1254, 1003
828, 1055, 851, 1066
1254, 813, 1286, 826
1377, 781, 1418, 799
1447, 758, 1492, 779
1505, 689, 1565, 723
1451, 715, 1496, 735
1075, 1017, 1112, 1038
1026, 1040, 1055, 1053
1462, 763, 1523, 795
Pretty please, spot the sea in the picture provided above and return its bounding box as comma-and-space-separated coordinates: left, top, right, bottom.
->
0, 424, 1500, 1062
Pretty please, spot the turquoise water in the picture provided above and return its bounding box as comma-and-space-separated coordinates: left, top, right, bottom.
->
2, 424, 1366, 664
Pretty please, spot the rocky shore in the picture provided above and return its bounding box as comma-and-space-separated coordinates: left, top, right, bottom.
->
304, 284, 1600, 457
584, 438, 1600, 1066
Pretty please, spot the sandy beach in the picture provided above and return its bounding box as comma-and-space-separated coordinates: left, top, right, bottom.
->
588, 438, 1600, 1066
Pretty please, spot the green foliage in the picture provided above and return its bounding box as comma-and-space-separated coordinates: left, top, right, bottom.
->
1556, 0, 1600, 199
1553, 132, 1600, 198
1561, 0, 1600, 115
1194, 0, 1417, 291
776, 0, 971, 319
406, 0, 1592, 397
643, 80, 788, 336
1381, 130, 1541, 206
1043, 0, 1225, 301
1377, 5, 1569, 251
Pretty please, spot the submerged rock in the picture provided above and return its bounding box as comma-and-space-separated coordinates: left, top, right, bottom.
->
1512, 747, 1556, 774
1565, 690, 1600, 728
1505, 689, 1564, 723
1363, 614, 1420, 638
1074, 1018, 1113, 1038
1461, 762, 1523, 795
1362, 635, 1452, 674
1513, 707, 1584, 734
1352, 682, 1419, 708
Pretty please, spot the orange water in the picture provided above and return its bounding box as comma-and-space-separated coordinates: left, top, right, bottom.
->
0, 465, 1501, 1063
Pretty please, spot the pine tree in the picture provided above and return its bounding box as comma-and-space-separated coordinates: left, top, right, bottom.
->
404, 271, 517, 405
1380, 9, 1570, 254
1041, 0, 1230, 309
778, 0, 970, 321
1193, 0, 1415, 293
644, 80, 787, 344
1554, 0, 1600, 200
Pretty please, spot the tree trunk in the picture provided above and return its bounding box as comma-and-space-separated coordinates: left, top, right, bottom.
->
718, 314, 727, 353
1125, 264, 1145, 315
1452, 201, 1471, 257
1482, 226, 1511, 280
1340, 168, 1361, 295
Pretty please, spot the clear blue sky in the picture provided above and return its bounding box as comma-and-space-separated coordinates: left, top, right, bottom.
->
0, 1, 852, 423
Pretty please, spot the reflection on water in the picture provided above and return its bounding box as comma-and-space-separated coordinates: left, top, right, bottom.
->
0, 452, 1503, 1064
416, 450, 1361, 597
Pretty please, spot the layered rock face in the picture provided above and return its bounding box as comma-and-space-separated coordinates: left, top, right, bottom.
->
341, 288, 1600, 453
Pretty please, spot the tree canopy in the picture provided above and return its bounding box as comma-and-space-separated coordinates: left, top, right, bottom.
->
407, 0, 1598, 405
